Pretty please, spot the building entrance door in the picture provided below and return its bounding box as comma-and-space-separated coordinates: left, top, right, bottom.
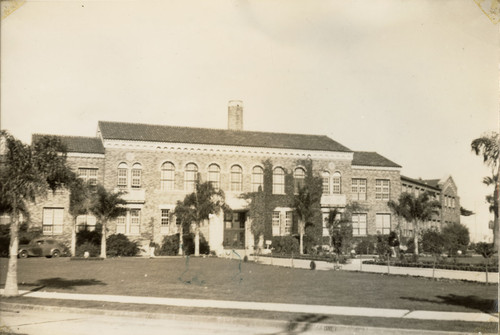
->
223, 211, 246, 249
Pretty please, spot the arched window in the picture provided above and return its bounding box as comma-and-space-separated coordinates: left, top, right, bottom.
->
208, 164, 221, 191
252, 166, 264, 192
161, 162, 175, 191
184, 163, 198, 192
230, 165, 243, 192
117, 162, 128, 189
332, 172, 341, 194
294, 167, 305, 193
273, 167, 285, 194
131, 163, 142, 189
322, 171, 330, 194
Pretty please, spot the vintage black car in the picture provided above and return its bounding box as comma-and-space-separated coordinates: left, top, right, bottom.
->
18, 238, 68, 258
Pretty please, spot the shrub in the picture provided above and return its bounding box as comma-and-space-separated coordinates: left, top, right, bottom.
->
354, 236, 376, 255
75, 241, 100, 257
77, 230, 101, 246
159, 234, 180, 256
182, 233, 210, 255
271, 236, 299, 255
106, 234, 139, 257
303, 234, 317, 255
310, 260, 316, 270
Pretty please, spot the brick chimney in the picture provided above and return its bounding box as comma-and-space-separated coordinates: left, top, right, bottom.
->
228, 100, 243, 131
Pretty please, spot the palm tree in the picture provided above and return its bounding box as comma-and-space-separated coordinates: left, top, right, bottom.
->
293, 185, 322, 255
68, 178, 92, 256
0, 132, 73, 296
388, 192, 440, 255
326, 202, 364, 255
471, 132, 499, 248
90, 184, 127, 259
174, 181, 227, 256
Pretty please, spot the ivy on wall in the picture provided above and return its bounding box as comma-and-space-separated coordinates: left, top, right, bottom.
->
243, 159, 323, 247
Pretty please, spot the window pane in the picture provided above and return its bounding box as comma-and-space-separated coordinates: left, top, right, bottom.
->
272, 211, 280, 236
230, 165, 242, 192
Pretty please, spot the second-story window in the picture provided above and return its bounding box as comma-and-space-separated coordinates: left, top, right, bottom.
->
272, 167, 285, 194
185, 163, 198, 192
294, 167, 305, 193
78, 168, 98, 189
352, 178, 367, 201
332, 172, 341, 194
208, 164, 221, 191
251, 166, 264, 192
117, 163, 128, 189
131, 163, 142, 188
322, 171, 330, 194
375, 179, 390, 200
230, 165, 243, 192
161, 162, 175, 191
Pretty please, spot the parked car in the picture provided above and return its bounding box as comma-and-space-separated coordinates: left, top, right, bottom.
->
18, 238, 68, 258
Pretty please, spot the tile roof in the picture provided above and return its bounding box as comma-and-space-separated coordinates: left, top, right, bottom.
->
352, 151, 401, 168
401, 175, 440, 190
97, 121, 352, 152
32, 134, 105, 154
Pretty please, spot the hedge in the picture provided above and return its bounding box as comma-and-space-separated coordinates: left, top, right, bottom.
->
362, 260, 498, 272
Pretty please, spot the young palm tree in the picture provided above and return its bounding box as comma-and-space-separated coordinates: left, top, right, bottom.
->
174, 181, 226, 256
0, 132, 73, 296
471, 132, 499, 248
293, 185, 321, 255
90, 184, 127, 259
68, 178, 93, 256
388, 192, 440, 255
326, 202, 364, 255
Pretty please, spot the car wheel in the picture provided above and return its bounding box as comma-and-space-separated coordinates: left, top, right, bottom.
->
52, 250, 60, 258
19, 250, 28, 258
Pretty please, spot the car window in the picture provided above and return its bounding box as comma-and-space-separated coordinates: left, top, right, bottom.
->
36, 240, 44, 245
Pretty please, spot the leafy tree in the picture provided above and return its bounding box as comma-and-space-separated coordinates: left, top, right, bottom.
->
375, 234, 392, 273
422, 228, 445, 279
0, 132, 73, 296
471, 132, 499, 249
68, 178, 93, 256
441, 222, 470, 257
387, 192, 440, 255
174, 181, 227, 256
90, 184, 127, 259
474, 242, 496, 284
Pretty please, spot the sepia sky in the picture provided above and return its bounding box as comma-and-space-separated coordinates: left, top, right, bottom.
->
1, 0, 498, 241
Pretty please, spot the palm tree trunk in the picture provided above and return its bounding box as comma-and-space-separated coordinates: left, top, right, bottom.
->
493, 182, 499, 250
194, 225, 200, 256
299, 220, 304, 255
178, 225, 183, 256
100, 219, 107, 259
413, 221, 419, 256
4, 202, 19, 297
71, 217, 77, 257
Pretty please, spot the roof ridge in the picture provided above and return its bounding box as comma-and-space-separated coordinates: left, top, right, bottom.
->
33, 134, 99, 140
97, 120, 345, 139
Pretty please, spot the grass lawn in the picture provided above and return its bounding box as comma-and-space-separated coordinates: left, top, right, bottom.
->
0, 257, 497, 333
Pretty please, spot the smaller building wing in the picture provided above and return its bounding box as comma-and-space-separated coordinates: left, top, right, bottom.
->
352, 151, 401, 168
32, 134, 104, 154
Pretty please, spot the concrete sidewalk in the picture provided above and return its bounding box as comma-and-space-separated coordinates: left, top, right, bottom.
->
1, 289, 497, 323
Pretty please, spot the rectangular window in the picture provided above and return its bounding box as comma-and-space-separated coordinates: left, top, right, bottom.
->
351, 179, 367, 201
116, 210, 141, 235
160, 209, 170, 234
272, 211, 281, 236
118, 168, 128, 189
322, 212, 330, 237
76, 214, 97, 232
451, 197, 455, 208
78, 168, 98, 188
43, 208, 64, 235
131, 169, 141, 189
352, 213, 367, 236
376, 214, 391, 235
284, 211, 293, 235
375, 179, 390, 200
322, 176, 330, 194
332, 175, 341, 194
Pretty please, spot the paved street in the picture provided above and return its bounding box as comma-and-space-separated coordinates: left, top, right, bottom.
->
0, 306, 483, 335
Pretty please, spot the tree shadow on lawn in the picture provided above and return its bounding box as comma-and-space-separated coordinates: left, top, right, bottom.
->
20, 277, 106, 293
400, 294, 498, 314
258, 314, 328, 335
